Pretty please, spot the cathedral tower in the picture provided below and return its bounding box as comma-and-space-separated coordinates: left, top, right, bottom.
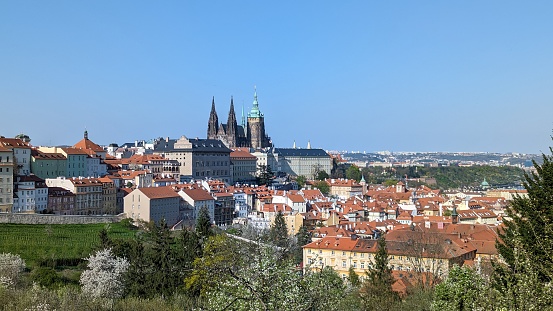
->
247, 88, 271, 150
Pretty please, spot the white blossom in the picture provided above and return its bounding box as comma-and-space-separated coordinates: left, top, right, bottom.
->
80, 248, 129, 299
0, 253, 26, 288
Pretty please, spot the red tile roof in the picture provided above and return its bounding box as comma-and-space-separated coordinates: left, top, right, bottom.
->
139, 186, 180, 199
73, 138, 104, 152
181, 188, 214, 201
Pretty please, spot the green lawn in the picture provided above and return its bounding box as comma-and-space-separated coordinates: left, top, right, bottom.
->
0, 223, 136, 267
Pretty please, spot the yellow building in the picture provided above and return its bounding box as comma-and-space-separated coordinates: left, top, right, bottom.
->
303, 229, 476, 281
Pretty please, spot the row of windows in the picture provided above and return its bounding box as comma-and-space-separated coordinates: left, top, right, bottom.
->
195, 170, 229, 177
77, 187, 102, 192
308, 249, 372, 259
195, 161, 229, 167
0, 168, 10, 173
0, 156, 11, 162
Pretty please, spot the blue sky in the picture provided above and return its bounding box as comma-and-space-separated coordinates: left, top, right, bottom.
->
1, 1, 552, 154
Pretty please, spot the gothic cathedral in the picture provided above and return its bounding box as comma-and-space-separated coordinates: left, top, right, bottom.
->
207, 88, 272, 150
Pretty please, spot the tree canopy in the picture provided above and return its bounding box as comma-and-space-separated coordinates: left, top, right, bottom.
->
496, 145, 553, 281
346, 165, 362, 182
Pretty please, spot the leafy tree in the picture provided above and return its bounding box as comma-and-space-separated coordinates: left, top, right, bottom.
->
196, 206, 213, 240
80, 248, 129, 299
296, 175, 307, 189
303, 266, 348, 310
384, 179, 398, 187
269, 211, 289, 249
332, 162, 347, 179
360, 237, 398, 310
348, 266, 360, 287
0, 253, 26, 289
346, 165, 362, 181
188, 234, 307, 310
432, 265, 487, 311
314, 180, 330, 195
120, 217, 136, 230
315, 170, 329, 181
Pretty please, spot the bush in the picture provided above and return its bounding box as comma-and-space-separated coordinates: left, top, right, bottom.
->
31, 267, 62, 288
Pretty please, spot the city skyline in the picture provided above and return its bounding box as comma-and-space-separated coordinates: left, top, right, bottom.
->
1, 1, 553, 154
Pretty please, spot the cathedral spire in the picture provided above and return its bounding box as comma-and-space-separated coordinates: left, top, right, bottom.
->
248, 86, 262, 118
207, 96, 219, 139
241, 102, 246, 128
227, 96, 238, 147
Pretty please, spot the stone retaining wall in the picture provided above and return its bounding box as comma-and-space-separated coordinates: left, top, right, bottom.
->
0, 213, 125, 225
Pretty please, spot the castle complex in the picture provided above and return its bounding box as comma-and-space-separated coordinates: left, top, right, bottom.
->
207, 88, 272, 150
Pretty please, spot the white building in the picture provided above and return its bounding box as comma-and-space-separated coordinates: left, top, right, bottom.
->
0, 145, 14, 212
13, 175, 48, 213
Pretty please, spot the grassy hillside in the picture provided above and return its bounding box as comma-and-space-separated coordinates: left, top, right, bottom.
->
0, 222, 136, 267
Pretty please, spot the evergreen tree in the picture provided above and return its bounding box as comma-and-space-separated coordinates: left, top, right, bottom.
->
257, 164, 274, 186
361, 236, 398, 310
294, 225, 311, 264
269, 211, 289, 249
174, 227, 203, 297
195, 206, 213, 240
496, 145, 553, 283
97, 228, 112, 250
146, 219, 177, 297
124, 238, 148, 297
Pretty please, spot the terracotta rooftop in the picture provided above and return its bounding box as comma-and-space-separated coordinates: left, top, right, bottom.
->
139, 186, 180, 199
